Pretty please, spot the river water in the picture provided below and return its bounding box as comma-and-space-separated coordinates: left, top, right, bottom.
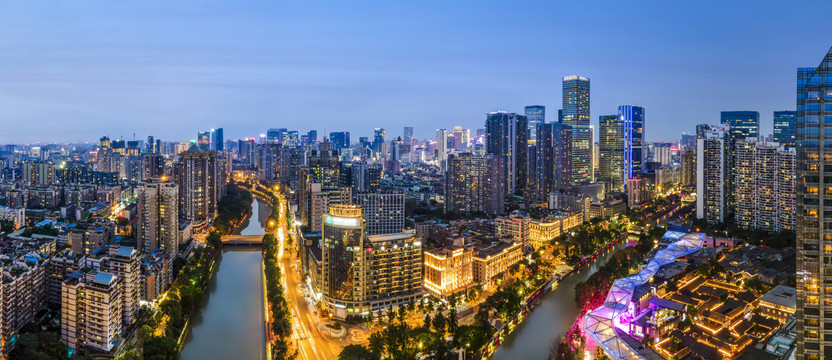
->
490, 240, 627, 360
179, 199, 271, 360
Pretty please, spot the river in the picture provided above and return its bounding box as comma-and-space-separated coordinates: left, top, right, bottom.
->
179, 198, 272, 360
490, 239, 627, 360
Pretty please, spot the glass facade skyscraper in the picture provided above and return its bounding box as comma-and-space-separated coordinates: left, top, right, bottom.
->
211, 128, 223, 151
720, 111, 760, 139
797, 47, 832, 360
619, 105, 645, 184
524, 105, 545, 145
774, 110, 797, 149
329, 131, 350, 150
562, 75, 591, 184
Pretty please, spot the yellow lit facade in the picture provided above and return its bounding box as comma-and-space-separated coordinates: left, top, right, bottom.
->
472, 241, 522, 284
528, 211, 583, 249
424, 241, 473, 298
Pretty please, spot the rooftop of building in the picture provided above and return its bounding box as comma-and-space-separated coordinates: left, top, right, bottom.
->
758, 285, 796, 310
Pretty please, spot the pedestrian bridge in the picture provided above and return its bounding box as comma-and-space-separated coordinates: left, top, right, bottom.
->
221, 235, 264, 246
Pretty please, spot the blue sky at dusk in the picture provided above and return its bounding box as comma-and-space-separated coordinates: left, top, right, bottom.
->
0, 0, 831, 144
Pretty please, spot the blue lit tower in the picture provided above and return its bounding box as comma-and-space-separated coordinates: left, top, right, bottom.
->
212, 128, 224, 151
619, 105, 645, 184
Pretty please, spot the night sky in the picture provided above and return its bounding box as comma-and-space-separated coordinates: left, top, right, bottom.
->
1, 0, 831, 144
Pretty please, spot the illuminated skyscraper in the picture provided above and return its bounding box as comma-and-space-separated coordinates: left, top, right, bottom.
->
445, 153, 505, 215
524, 105, 545, 145
535, 123, 572, 200
599, 115, 624, 192
212, 128, 223, 151
773, 110, 797, 149
733, 138, 795, 232
174, 145, 220, 232
329, 131, 350, 150
197, 131, 211, 148
562, 75, 591, 184
796, 46, 832, 360
696, 126, 729, 225
720, 111, 760, 139
403, 126, 413, 144
620, 105, 645, 183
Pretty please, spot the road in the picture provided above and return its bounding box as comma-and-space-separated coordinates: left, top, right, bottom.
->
272, 193, 340, 360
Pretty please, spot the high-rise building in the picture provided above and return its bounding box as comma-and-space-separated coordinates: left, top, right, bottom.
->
329, 131, 350, 150
320, 205, 367, 313
524, 105, 545, 145
342, 161, 382, 195
679, 148, 695, 188
562, 75, 591, 184
403, 127, 413, 144
445, 153, 505, 215
22, 160, 55, 185
681, 133, 696, 149
627, 178, 647, 206
620, 105, 645, 183
695, 124, 712, 139
197, 131, 211, 148
535, 123, 573, 200
652, 142, 673, 165
174, 145, 221, 232
355, 193, 405, 236
773, 110, 797, 149
307, 130, 318, 145
299, 182, 351, 233
142, 153, 165, 180
599, 115, 624, 192
212, 128, 224, 151
485, 112, 528, 196
720, 111, 760, 140
696, 126, 730, 225
307, 143, 341, 190
266, 128, 286, 144
260, 143, 283, 182
734, 138, 795, 232
796, 47, 832, 360
137, 180, 179, 254
319, 205, 422, 319
435, 129, 448, 165
61, 271, 123, 352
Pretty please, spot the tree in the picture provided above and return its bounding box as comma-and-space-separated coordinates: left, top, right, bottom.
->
454, 324, 489, 353
117, 349, 143, 360
368, 332, 386, 357
432, 311, 447, 334
9, 332, 66, 360
143, 336, 177, 360
339, 344, 379, 360
423, 313, 432, 331
447, 307, 459, 334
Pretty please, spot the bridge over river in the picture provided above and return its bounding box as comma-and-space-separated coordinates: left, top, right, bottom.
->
220, 235, 264, 245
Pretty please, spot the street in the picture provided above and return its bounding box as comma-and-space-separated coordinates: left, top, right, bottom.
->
273, 193, 340, 360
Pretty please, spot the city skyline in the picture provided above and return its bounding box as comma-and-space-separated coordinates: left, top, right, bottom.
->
1, 1, 831, 144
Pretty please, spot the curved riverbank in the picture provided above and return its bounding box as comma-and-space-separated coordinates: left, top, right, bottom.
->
488, 236, 628, 360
